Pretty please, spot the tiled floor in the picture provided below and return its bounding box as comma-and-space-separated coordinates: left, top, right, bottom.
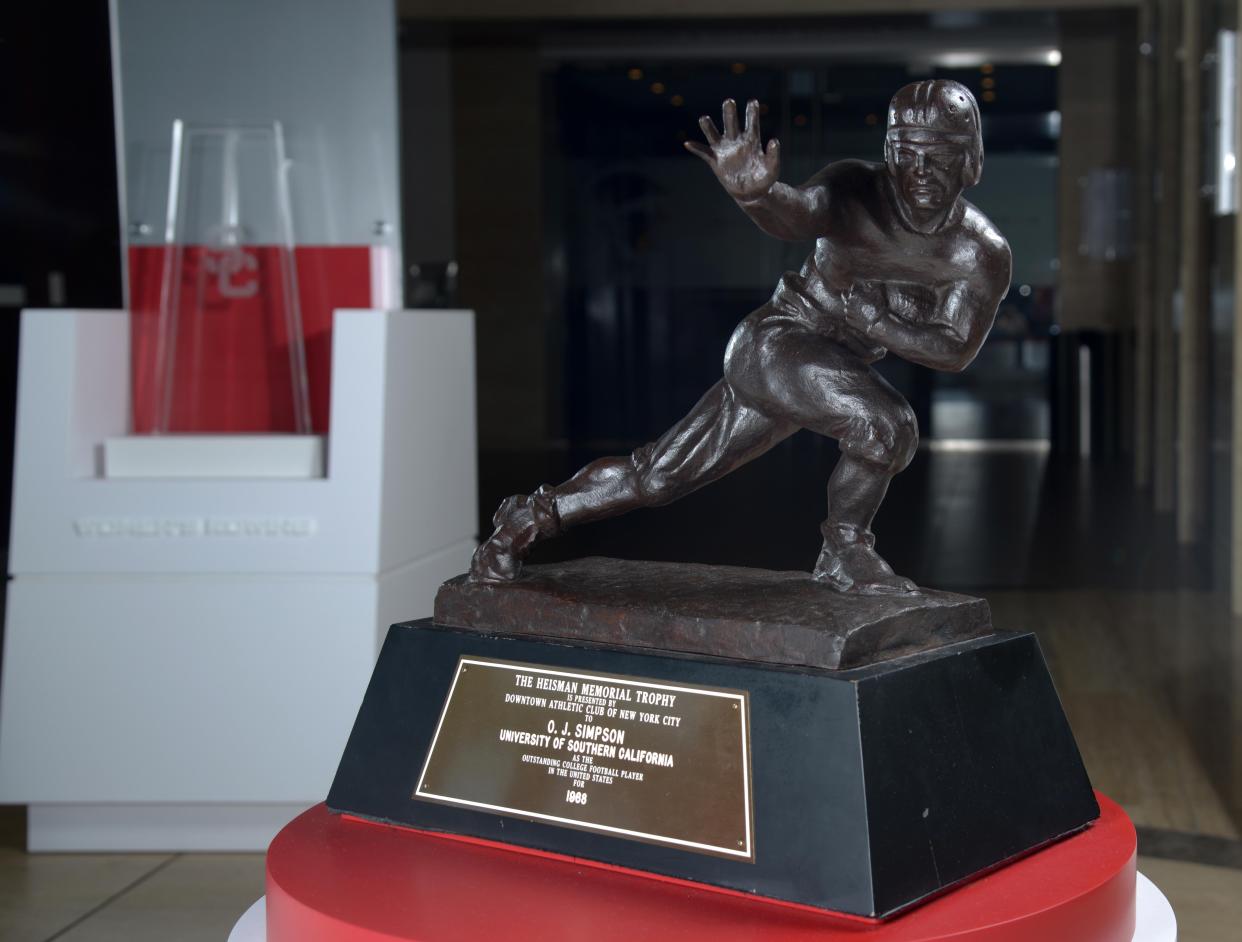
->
0, 847, 264, 942
990, 589, 1242, 839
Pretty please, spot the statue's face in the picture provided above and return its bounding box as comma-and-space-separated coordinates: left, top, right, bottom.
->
886, 131, 971, 216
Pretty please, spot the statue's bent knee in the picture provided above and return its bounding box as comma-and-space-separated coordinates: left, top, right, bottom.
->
889, 408, 919, 472
840, 405, 918, 474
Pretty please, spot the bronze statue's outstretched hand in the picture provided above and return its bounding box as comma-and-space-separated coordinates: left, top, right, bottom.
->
685, 99, 780, 203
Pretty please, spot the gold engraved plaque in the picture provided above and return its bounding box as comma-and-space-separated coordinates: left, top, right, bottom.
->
414, 657, 754, 860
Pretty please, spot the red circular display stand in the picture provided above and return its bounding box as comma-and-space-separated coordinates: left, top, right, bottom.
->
266, 791, 1136, 942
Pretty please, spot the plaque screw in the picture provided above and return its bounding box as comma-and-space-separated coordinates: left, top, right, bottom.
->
732, 703, 738, 710
737, 840, 744, 847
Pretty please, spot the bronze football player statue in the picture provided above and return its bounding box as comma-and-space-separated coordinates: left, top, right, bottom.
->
471, 80, 1011, 595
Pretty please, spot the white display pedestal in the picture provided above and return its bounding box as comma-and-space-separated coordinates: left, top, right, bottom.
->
0, 308, 477, 851
226, 873, 1177, 941
1134, 872, 1179, 940
230, 898, 265, 942
103, 435, 326, 479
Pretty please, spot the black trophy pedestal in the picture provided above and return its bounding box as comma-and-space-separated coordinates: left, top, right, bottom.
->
328, 615, 1099, 919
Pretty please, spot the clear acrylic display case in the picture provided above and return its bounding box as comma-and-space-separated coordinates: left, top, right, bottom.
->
142, 120, 312, 433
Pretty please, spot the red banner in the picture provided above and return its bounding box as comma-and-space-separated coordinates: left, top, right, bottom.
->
128, 244, 372, 434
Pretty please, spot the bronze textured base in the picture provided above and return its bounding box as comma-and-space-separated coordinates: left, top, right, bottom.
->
434, 558, 992, 670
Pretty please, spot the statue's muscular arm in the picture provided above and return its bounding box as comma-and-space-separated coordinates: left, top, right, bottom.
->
734, 176, 830, 242
848, 235, 1012, 372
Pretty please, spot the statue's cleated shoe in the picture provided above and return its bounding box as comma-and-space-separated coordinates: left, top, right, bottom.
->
467, 486, 560, 583
468, 501, 523, 583
812, 524, 918, 596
